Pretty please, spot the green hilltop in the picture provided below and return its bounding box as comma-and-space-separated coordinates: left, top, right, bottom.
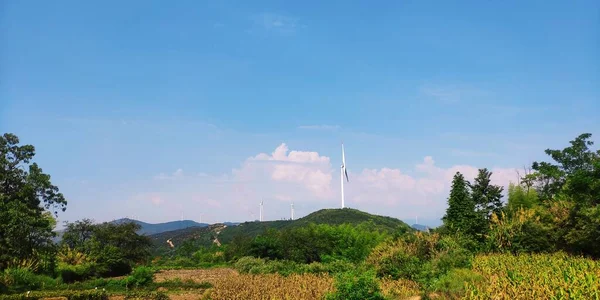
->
150, 208, 412, 251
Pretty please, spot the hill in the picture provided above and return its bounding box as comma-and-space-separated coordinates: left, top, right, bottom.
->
111, 218, 210, 235
411, 224, 431, 232
150, 208, 412, 251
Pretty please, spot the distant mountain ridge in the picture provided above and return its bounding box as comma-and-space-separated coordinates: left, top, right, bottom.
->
111, 218, 209, 235
411, 224, 431, 232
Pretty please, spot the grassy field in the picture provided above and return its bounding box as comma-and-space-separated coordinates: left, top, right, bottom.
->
3, 253, 597, 299
148, 253, 599, 300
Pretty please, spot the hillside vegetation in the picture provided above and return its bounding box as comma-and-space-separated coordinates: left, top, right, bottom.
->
149, 208, 412, 253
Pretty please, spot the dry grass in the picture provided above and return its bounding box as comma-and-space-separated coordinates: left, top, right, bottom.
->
205, 273, 334, 300
379, 278, 421, 299
154, 268, 238, 284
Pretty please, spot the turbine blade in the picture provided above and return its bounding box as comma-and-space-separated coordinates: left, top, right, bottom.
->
342, 143, 346, 167
345, 168, 349, 182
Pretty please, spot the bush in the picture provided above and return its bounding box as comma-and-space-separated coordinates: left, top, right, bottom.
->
58, 262, 97, 283
325, 270, 385, 300
433, 268, 484, 298
233, 256, 266, 273
366, 240, 422, 280
0, 290, 108, 300
1, 268, 58, 292
126, 266, 154, 287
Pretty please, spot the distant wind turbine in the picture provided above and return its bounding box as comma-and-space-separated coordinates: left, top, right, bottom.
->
291, 202, 295, 220
341, 142, 349, 208
260, 199, 264, 222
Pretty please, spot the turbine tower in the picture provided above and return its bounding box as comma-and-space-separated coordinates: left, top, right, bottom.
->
259, 200, 264, 222
341, 142, 349, 208
291, 202, 295, 220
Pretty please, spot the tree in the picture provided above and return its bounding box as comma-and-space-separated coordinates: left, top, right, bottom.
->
506, 183, 538, 213
443, 172, 477, 238
471, 168, 504, 219
530, 133, 599, 204
0, 133, 67, 269
61, 219, 95, 251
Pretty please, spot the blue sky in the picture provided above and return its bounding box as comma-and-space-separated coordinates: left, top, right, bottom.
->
1, 0, 598, 227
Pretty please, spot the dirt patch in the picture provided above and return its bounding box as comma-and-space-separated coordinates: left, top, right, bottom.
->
154, 268, 238, 284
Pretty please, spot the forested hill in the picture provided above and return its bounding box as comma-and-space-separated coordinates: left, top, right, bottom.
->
111, 218, 209, 235
149, 208, 412, 251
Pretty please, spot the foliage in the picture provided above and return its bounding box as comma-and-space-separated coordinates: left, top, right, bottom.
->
325, 270, 385, 300
126, 266, 155, 287
0, 267, 59, 292
485, 209, 555, 254
366, 232, 473, 288
152, 208, 412, 252
229, 223, 387, 264
233, 256, 355, 276
57, 261, 98, 283
0, 133, 67, 269
470, 168, 504, 241
0, 290, 108, 300
60, 220, 152, 278
443, 172, 478, 239
379, 278, 421, 299
433, 268, 483, 298
471, 168, 505, 219
506, 183, 539, 213
465, 253, 600, 299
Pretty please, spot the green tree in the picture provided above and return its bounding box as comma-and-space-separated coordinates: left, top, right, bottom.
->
530, 133, 599, 204
61, 219, 95, 251
0, 133, 67, 269
60, 220, 152, 276
506, 183, 538, 213
471, 168, 504, 218
526, 133, 600, 257
442, 172, 476, 238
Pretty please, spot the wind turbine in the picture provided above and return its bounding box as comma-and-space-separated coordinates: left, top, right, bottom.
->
259, 199, 264, 222
341, 142, 349, 208
291, 202, 295, 220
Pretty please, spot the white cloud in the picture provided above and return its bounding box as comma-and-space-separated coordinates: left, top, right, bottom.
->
154, 168, 185, 180
140, 144, 518, 224
250, 13, 304, 35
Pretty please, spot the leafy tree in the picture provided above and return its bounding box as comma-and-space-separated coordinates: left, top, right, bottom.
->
60, 220, 152, 277
506, 183, 538, 213
442, 172, 477, 238
530, 133, 599, 205
0, 133, 67, 269
61, 219, 95, 251
471, 168, 504, 218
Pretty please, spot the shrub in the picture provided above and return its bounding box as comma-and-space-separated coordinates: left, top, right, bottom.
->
325, 270, 385, 300
58, 262, 97, 283
366, 240, 422, 280
126, 266, 154, 287
0, 290, 108, 300
171, 256, 196, 268
233, 256, 266, 273
1, 268, 58, 292
433, 268, 483, 298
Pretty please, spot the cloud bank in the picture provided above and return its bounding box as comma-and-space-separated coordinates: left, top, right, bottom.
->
130, 143, 518, 225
